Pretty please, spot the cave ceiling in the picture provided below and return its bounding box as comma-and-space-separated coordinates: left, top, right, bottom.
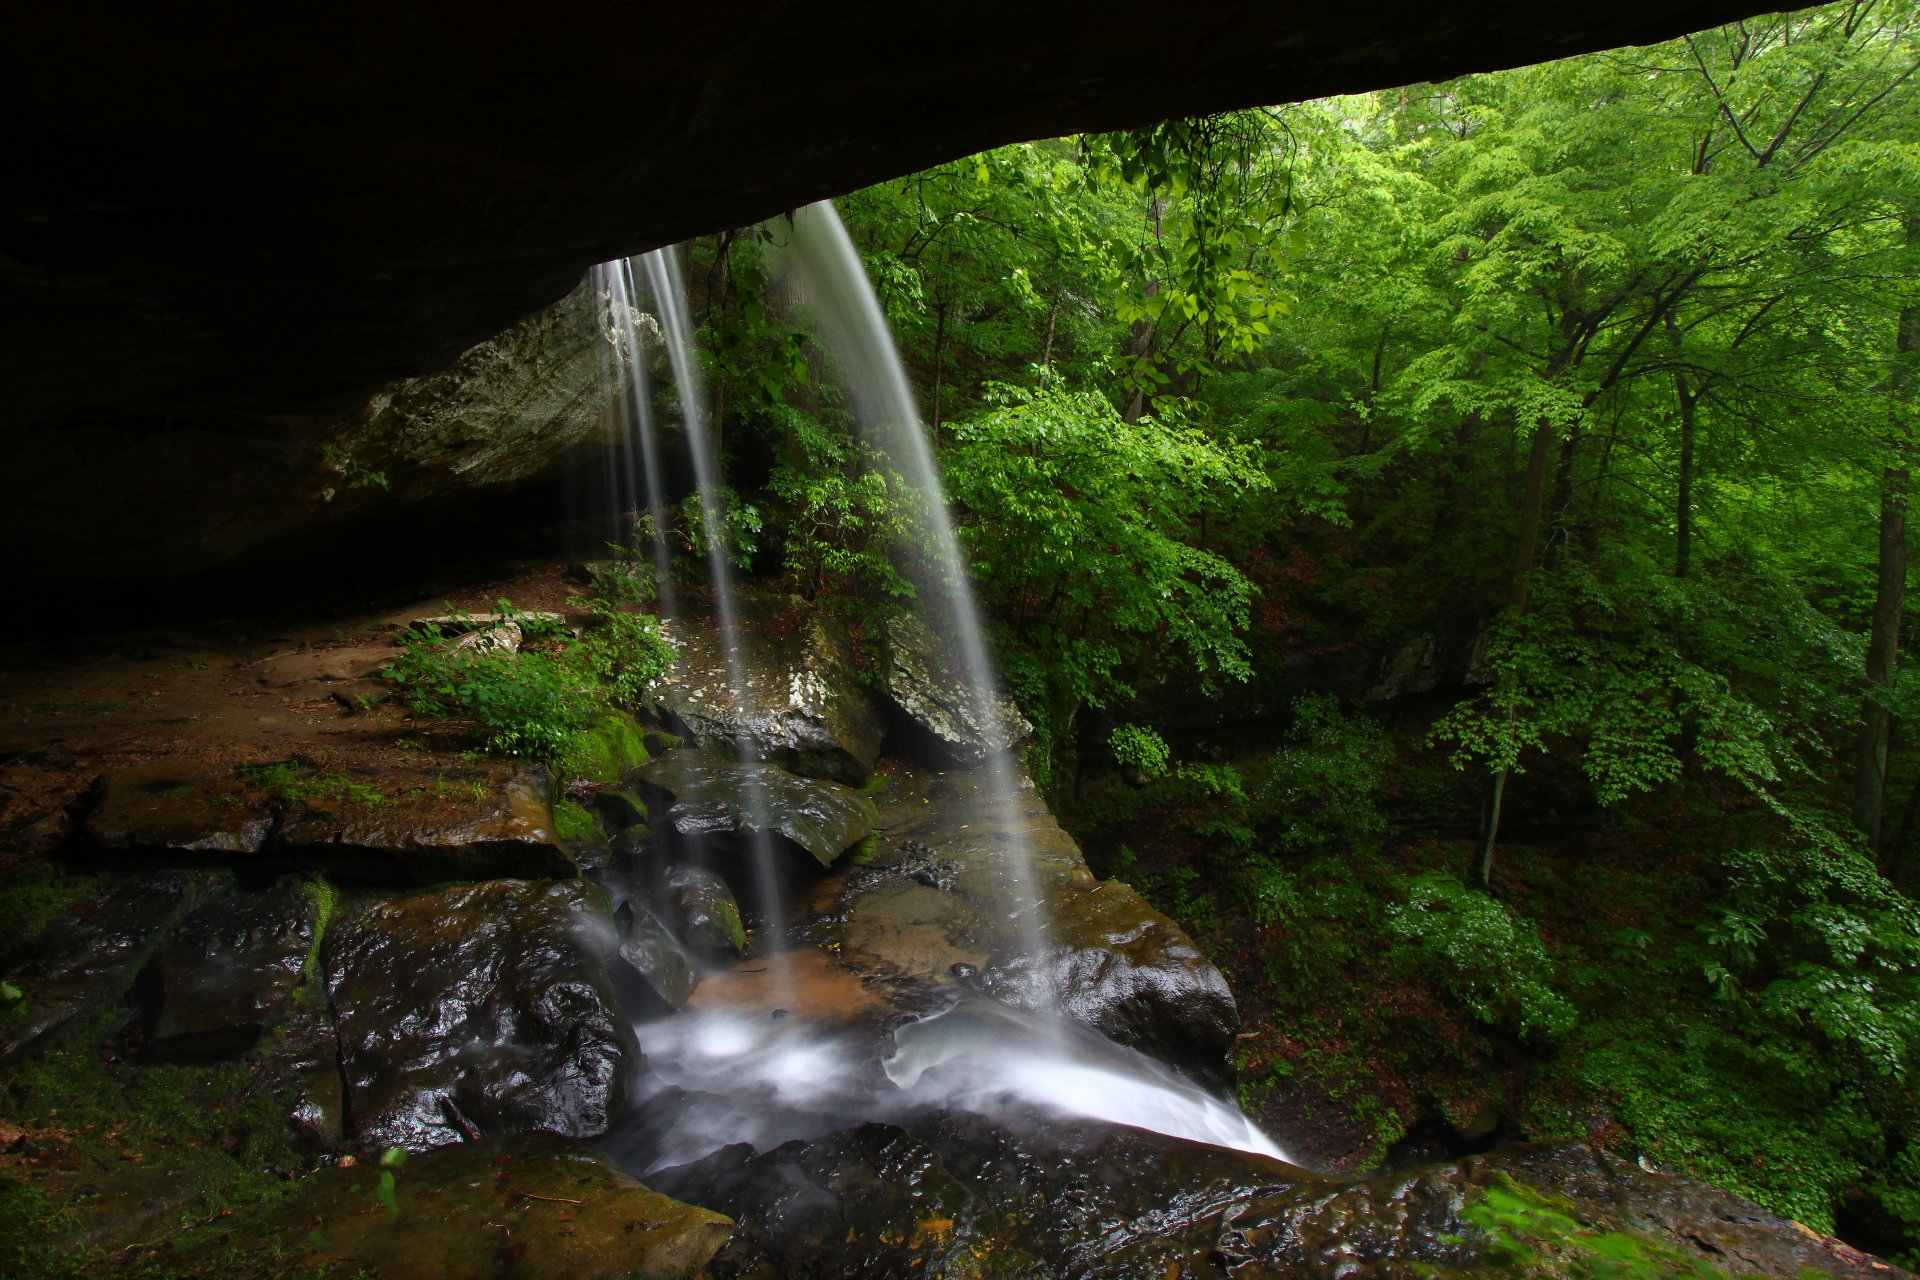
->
4, 1, 1807, 430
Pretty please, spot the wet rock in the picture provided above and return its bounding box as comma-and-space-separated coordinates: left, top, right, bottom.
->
199, 1133, 730, 1280
881, 614, 1031, 765
254, 645, 393, 687
660, 866, 746, 957
639, 750, 876, 868
817, 764, 1238, 1085
1212, 1141, 1901, 1280
325, 879, 636, 1153
978, 879, 1240, 1089
0, 873, 198, 1059
652, 609, 883, 786
649, 1123, 1048, 1280
270, 761, 574, 883
613, 899, 699, 1013
82, 761, 275, 858
139, 883, 314, 1061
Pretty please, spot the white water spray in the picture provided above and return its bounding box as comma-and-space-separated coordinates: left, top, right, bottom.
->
778, 202, 1053, 989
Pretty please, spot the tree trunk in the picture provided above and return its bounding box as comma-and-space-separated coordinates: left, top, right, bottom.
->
1675, 372, 1698, 578
1856, 219, 1920, 859
1039, 298, 1060, 387
1855, 485, 1908, 855
930, 299, 948, 435
1475, 416, 1559, 889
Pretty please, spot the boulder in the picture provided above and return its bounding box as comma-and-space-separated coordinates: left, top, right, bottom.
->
82, 762, 275, 858
880, 614, 1031, 765
651, 609, 884, 786
0, 873, 197, 1060
324, 879, 637, 1152
269, 761, 574, 883
139, 883, 315, 1061
639, 750, 876, 869
816, 763, 1239, 1086
197, 1134, 730, 1280
1212, 1142, 1905, 1280
976, 879, 1241, 1090
659, 866, 746, 957
612, 898, 699, 1014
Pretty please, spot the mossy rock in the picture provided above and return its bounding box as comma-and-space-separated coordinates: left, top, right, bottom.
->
176, 1134, 730, 1279
566, 713, 651, 784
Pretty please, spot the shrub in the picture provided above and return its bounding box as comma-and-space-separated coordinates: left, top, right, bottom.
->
1386, 870, 1576, 1042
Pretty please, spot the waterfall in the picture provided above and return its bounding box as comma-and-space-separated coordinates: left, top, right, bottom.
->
778, 201, 1054, 997
636, 245, 796, 1006
592, 258, 679, 620
591, 213, 1287, 1168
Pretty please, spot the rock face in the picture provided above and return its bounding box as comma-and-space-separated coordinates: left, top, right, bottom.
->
82, 762, 275, 858
647, 1121, 1901, 1280
218, 1134, 731, 1280
976, 878, 1241, 1090
1, 278, 619, 589
325, 879, 637, 1152
268, 762, 574, 883
640, 750, 877, 869
881, 614, 1032, 765
659, 865, 748, 958
611, 899, 699, 1013
0, 873, 197, 1059
814, 762, 1240, 1086
139, 883, 314, 1061
651, 610, 884, 786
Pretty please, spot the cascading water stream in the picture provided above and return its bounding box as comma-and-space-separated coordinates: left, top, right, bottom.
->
777, 201, 1055, 999
591, 220, 1287, 1170
591, 258, 679, 621
637, 245, 795, 1007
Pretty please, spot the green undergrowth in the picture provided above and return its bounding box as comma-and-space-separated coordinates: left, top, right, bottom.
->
238, 761, 388, 809
1074, 696, 1920, 1257
381, 598, 673, 772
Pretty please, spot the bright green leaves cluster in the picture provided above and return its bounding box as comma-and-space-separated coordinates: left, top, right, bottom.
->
1386, 870, 1578, 1042
943, 384, 1267, 729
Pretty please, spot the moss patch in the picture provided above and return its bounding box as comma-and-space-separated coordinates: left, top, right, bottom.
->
552, 799, 604, 848
563, 714, 651, 784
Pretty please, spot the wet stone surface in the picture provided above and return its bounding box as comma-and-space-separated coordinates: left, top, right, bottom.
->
651, 609, 884, 786
82, 761, 275, 858
270, 761, 574, 883
880, 613, 1032, 766
138, 881, 314, 1061
814, 763, 1240, 1085
325, 878, 637, 1153
660, 864, 748, 957
640, 749, 876, 869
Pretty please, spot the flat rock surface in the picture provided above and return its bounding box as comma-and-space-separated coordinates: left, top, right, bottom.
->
325, 879, 637, 1153
270, 761, 574, 883
82, 760, 276, 857
639, 749, 877, 869
202, 1134, 731, 1280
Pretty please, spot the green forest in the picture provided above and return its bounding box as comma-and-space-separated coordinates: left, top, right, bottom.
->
655, 0, 1920, 1257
